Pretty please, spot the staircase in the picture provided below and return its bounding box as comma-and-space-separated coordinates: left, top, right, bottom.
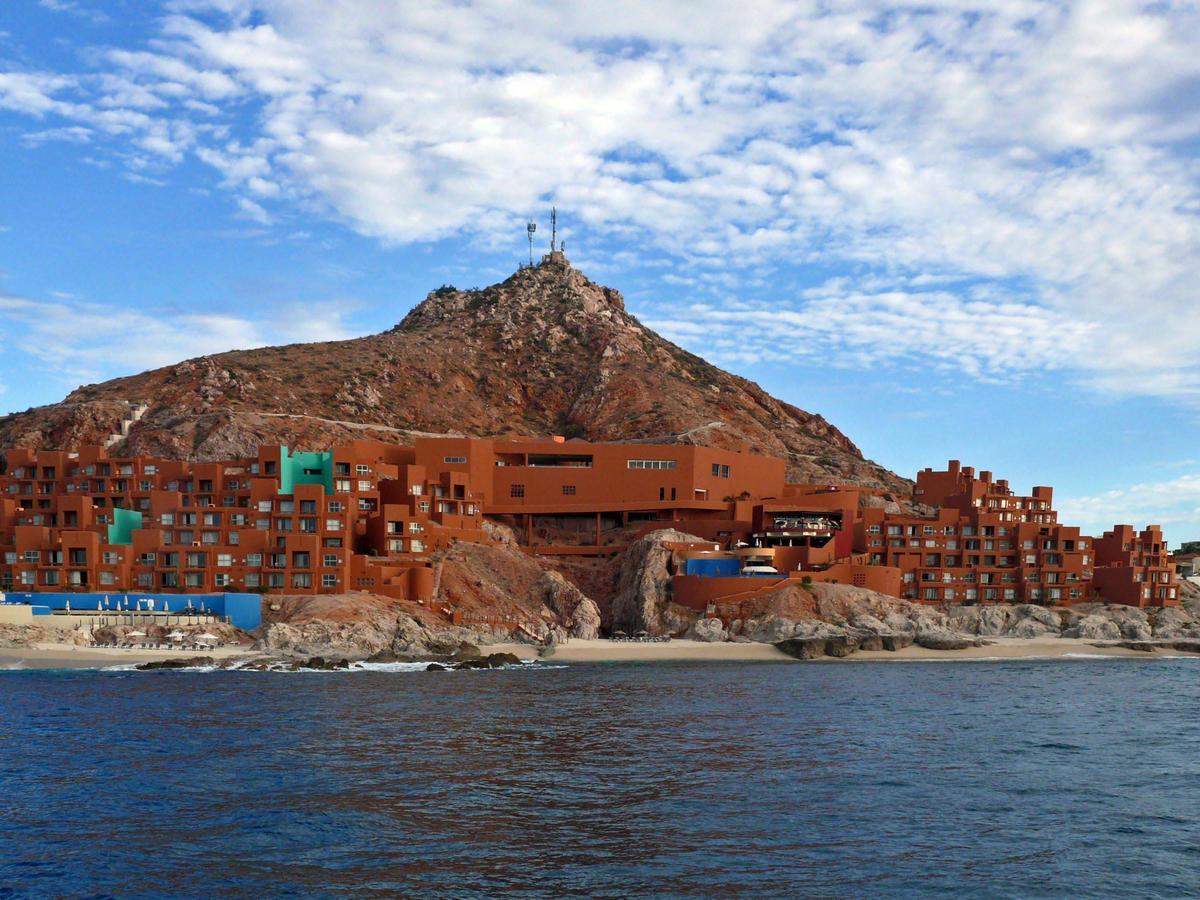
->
102, 402, 149, 449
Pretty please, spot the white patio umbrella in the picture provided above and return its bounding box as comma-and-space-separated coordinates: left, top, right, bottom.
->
167, 631, 186, 640
195, 633, 219, 642
126, 630, 146, 638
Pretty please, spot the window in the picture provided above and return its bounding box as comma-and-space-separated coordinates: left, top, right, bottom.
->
562, 484, 576, 496
410, 540, 425, 553
335, 479, 351, 492
628, 459, 676, 470
292, 573, 313, 589
357, 480, 372, 491
326, 519, 342, 531
245, 553, 263, 567
22, 550, 39, 562
215, 573, 232, 587
322, 573, 338, 588
510, 484, 525, 498
103, 551, 120, 565
323, 554, 339, 568
356, 464, 370, 475
328, 501, 344, 513
444, 456, 467, 464
217, 554, 233, 567
300, 500, 317, 514
245, 573, 260, 588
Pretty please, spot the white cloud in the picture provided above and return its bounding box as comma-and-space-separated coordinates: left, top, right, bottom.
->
235, 195, 272, 224
1059, 474, 1200, 545
641, 281, 1097, 378
0, 292, 356, 388
2, 1, 1200, 398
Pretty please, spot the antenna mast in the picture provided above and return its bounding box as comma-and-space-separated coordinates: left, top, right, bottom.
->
550, 207, 557, 253
526, 218, 536, 267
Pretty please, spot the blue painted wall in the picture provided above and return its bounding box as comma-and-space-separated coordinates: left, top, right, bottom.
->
0, 592, 262, 630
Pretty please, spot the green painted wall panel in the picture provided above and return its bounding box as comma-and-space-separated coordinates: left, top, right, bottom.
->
107, 507, 143, 545
279, 445, 334, 495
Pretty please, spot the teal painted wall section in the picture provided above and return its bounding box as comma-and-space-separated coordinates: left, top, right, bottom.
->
279, 445, 334, 495
107, 507, 143, 545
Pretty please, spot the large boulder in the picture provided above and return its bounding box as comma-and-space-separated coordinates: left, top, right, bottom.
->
916, 630, 972, 651
1062, 615, 1122, 640
688, 617, 729, 643
611, 529, 706, 635
883, 612, 918, 635
1002, 605, 1061, 638
824, 636, 860, 657
535, 570, 602, 639
848, 613, 891, 635
744, 615, 800, 643
977, 605, 1014, 636
881, 633, 914, 651
1152, 606, 1200, 639
1078, 604, 1152, 641
854, 633, 884, 651
776, 637, 828, 660
1006, 617, 1059, 638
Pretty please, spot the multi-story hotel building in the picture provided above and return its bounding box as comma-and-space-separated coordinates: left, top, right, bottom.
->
0, 443, 1180, 609
855, 461, 1094, 605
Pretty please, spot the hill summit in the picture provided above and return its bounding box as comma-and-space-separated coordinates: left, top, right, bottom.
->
0, 251, 905, 490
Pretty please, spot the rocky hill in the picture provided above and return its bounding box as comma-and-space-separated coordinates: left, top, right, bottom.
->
0, 252, 905, 490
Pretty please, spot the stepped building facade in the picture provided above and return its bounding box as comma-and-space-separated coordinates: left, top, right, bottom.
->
0, 439, 1180, 609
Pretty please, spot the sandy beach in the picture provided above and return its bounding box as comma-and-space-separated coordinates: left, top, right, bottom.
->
497, 636, 1200, 664
0, 643, 256, 670
5, 636, 1200, 671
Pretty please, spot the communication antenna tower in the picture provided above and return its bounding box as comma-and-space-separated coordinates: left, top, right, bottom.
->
526, 219, 537, 266
550, 207, 557, 253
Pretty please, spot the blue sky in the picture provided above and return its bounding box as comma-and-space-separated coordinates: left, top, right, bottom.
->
2, 0, 1199, 543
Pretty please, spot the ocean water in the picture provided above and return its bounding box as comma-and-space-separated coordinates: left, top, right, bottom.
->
2, 659, 1199, 898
